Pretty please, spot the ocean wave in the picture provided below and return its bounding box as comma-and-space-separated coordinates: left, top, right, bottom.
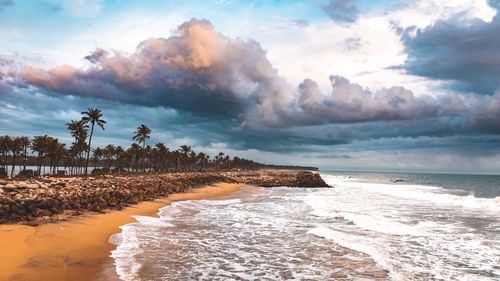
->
109, 176, 500, 281
322, 175, 500, 213
308, 221, 500, 281
309, 173, 500, 280
108, 232, 123, 246
196, 198, 242, 206
305, 193, 465, 236
110, 187, 388, 281
133, 215, 175, 227
111, 223, 145, 281
307, 225, 391, 272
336, 212, 450, 236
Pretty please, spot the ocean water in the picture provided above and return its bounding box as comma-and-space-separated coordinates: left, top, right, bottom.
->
110, 172, 500, 281
309, 172, 500, 281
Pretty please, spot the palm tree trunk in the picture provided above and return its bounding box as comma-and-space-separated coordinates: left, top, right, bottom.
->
51, 157, 55, 175
10, 152, 17, 178
37, 153, 42, 176
85, 123, 95, 175
23, 145, 27, 172
79, 151, 83, 175
142, 141, 145, 173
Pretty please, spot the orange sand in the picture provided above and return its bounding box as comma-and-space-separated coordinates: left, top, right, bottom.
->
0, 183, 246, 281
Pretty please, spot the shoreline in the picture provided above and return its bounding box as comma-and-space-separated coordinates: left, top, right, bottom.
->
0, 182, 247, 281
0, 170, 329, 224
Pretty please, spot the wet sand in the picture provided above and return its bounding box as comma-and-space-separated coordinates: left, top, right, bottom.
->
0, 183, 246, 281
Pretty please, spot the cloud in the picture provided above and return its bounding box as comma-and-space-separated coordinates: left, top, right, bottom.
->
399, 2, 500, 95
297, 76, 440, 123
321, 0, 359, 24
342, 36, 362, 52
20, 19, 296, 126
11, 18, 500, 147
0, 56, 14, 92
296, 76, 500, 135
290, 19, 310, 28
489, 0, 500, 9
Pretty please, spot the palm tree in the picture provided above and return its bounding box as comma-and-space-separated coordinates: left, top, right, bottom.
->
31, 135, 49, 175
103, 144, 116, 172
66, 119, 88, 175
196, 152, 208, 169
155, 143, 169, 172
217, 152, 225, 169
81, 108, 106, 175
224, 155, 231, 169
93, 147, 103, 171
0, 136, 11, 175
67, 120, 88, 142
9, 137, 24, 177
128, 143, 142, 172
179, 145, 192, 169
46, 137, 66, 175
114, 146, 125, 173
19, 137, 30, 172
188, 150, 196, 170
173, 149, 181, 170
133, 124, 151, 172
133, 124, 151, 148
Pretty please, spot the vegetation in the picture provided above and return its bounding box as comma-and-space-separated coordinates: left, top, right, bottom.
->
0, 108, 315, 178
81, 108, 106, 175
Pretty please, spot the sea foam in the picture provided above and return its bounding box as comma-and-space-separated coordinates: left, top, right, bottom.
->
303, 173, 500, 281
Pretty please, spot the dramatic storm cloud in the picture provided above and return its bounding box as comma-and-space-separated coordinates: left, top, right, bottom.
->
297, 76, 440, 123
1, 0, 500, 173
400, 1, 500, 95
15, 18, 500, 138
21, 19, 295, 126
297, 76, 500, 134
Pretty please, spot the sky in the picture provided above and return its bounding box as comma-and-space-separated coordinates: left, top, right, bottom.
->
1, 0, 500, 174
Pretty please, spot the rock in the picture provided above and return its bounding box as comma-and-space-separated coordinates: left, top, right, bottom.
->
49, 182, 66, 188
3, 184, 18, 191
0, 170, 328, 224
294, 172, 331, 187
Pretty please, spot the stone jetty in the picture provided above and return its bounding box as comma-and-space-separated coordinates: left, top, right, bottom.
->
0, 170, 329, 224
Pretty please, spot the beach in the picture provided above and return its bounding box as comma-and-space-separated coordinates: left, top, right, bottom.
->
0, 183, 246, 281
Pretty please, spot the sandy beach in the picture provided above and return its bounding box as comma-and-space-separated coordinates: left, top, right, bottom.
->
0, 183, 246, 281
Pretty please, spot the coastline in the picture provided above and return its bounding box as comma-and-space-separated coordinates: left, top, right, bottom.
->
0, 183, 247, 281
0, 170, 329, 225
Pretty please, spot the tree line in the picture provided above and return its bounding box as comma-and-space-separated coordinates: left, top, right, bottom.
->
0, 108, 281, 178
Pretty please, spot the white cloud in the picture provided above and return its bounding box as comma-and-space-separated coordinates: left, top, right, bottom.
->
389, 0, 496, 28
29, 0, 497, 98
245, 0, 497, 96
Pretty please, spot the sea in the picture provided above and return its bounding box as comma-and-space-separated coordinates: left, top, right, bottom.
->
109, 172, 500, 281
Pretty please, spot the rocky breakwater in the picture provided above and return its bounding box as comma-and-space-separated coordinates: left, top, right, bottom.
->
0, 170, 329, 224
225, 170, 331, 188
